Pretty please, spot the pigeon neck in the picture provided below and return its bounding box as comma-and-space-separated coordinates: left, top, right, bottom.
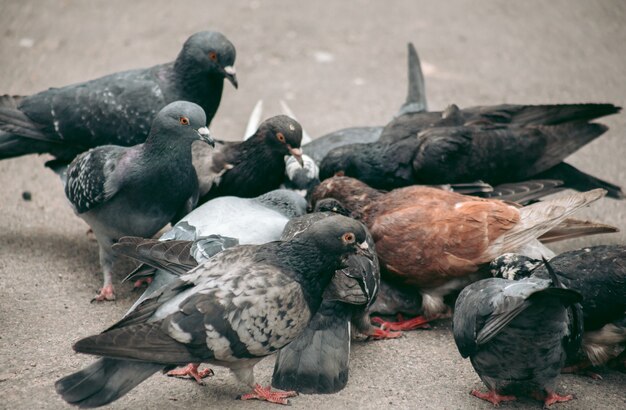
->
323, 184, 381, 222
172, 60, 224, 125
142, 131, 195, 162
274, 240, 341, 311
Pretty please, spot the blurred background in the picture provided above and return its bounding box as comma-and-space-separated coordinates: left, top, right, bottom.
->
0, 1, 624, 408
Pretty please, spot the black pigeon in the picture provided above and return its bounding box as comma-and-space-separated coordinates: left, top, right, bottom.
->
0, 31, 236, 165
490, 245, 626, 373
194, 115, 304, 202
64, 101, 214, 302
271, 199, 394, 395
453, 275, 582, 407
55, 215, 373, 408
320, 103, 623, 197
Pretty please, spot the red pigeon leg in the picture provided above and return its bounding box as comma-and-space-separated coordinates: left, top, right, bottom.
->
167, 363, 214, 384
238, 384, 298, 405
471, 389, 516, 406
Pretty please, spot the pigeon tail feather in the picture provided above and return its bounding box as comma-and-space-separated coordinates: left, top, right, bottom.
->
272, 301, 351, 394
486, 189, 606, 259
55, 358, 162, 408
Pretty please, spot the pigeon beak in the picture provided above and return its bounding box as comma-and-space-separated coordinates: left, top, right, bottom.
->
355, 241, 371, 258
223, 66, 238, 89
197, 127, 215, 147
288, 146, 304, 167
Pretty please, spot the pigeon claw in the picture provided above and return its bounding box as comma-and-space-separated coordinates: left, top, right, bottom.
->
542, 391, 575, 407
166, 363, 214, 384
238, 384, 298, 405
91, 284, 115, 302
471, 389, 516, 406
371, 314, 432, 331
369, 327, 402, 340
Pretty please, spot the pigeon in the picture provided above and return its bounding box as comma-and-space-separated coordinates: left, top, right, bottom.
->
490, 245, 626, 374
311, 176, 607, 327
126, 189, 307, 301
453, 272, 582, 407
319, 104, 623, 197
271, 199, 392, 394
193, 115, 304, 203
64, 101, 214, 302
55, 215, 373, 408
0, 31, 236, 167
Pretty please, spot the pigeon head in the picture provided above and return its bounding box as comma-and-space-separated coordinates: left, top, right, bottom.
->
490, 253, 542, 280
310, 176, 380, 219
300, 215, 370, 259
256, 189, 308, 218
313, 198, 351, 217
177, 31, 238, 88
257, 115, 304, 165
148, 101, 214, 146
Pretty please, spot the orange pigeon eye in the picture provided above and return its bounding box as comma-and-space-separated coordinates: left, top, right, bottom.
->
208, 51, 218, 61
342, 233, 355, 243
277, 133, 286, 143
179, 116, 190, 125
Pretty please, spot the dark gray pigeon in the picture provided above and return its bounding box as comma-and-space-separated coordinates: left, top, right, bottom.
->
55, 215, 373, 407
319, 103, 622, 197
453, 274, 582, 407
490, 246, 626, 374
271, 199, 396, 395
0, 31, 236, 166
193, 115, 304, 203
64, 101, 214, 302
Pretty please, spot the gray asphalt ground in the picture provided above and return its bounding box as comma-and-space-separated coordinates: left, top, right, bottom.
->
1, 1, 625, 409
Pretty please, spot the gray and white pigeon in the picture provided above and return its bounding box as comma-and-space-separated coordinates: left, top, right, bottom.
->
453, 272, 582, 407
271, 199, 391, 394
55, 215, 373, 408
193, 115, 304, 203
490, 245, 626, 375
0, 31, 236, 168
126, 189, 307, 303
64, 101, 214, 302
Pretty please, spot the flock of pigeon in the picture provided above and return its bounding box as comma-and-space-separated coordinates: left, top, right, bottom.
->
1, 31, 625, 408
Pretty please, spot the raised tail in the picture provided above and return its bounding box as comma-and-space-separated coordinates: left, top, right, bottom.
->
396, 42, 427, 117
536, 162, 624, 199
272, 301, 352, 394
486, 189, 607, 259
55, 358, 162, 408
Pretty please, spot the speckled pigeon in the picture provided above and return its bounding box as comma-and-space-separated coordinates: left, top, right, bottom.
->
0, 31, 236, 167
453, 272, 582, 407
193, 115, 304, 203
64, 101, 214, 302
490, 245, 626, 374
118, 190, 307, 383
55, 215, 373, 408
271, 200, 391, 394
